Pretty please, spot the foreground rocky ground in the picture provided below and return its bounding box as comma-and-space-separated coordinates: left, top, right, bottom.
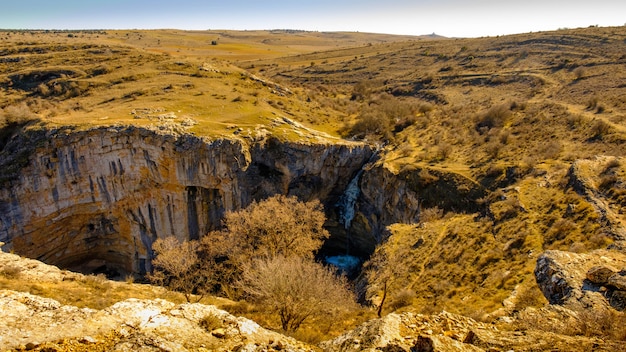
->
2, 242, 625, 351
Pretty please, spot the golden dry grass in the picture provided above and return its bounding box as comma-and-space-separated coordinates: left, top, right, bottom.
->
3, 25, 626, 332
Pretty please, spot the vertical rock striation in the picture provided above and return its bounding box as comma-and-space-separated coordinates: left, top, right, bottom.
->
0, 126, 373, 274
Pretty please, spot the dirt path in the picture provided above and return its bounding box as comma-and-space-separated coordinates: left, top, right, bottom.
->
407, 223, 449, 291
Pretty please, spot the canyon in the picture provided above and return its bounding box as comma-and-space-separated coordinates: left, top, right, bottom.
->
0, 123, 489, 277
0, 126, 385, 275
2, 27, 626, 349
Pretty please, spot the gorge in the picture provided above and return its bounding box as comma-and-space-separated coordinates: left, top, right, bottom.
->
0, 126, 376, 275
0, 122, 489, 278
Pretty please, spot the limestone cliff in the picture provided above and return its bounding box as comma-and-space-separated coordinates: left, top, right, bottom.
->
0, 126, 373, 274
345, 162, 486, 255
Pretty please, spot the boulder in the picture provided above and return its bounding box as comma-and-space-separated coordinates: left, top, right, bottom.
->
586, 265, 616, 285
607, 271, 626, 291
609, 290, 626, 311
412, 335, 485, 352
534, 250, 626, 309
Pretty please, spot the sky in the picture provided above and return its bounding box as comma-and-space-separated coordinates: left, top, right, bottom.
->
1, 0, 625, 38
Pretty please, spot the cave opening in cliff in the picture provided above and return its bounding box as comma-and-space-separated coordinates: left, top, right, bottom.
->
8, 214, 138, 280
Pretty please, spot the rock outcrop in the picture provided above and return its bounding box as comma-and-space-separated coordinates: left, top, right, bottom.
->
0, 245, 314, 351
0, 290, 315, 351
349, 163, 486, 252
0, 126, 372, 274
321, 310, 623, 352
535, 249, 626, 311
568, 156, 626, 246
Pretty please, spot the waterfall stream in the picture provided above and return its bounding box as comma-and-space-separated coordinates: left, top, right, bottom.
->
328, 150, 379, 275
336, 169, 363, 230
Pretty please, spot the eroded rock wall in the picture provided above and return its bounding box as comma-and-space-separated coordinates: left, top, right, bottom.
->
345, 163, 486, 255
0, 126, 372, 274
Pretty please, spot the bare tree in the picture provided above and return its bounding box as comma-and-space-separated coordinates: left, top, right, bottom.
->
148, 236, 209, 302
239, 255, 356, 331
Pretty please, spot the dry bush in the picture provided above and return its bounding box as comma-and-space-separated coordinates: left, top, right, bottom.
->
81, 273, 111, 290
150, 195, 332, 300
437, 142, 453, 160
587, 97, 599, 110
476, 104, 512, 131
573, 66, 587, 80
221, 301, 252, 315
418, 103, 435, 114
350, 80, 378, 101
420, 206, 444, 222
537, 140, 562, 160
239, 256, 356, 331
148, 236, 209, 302
199, 313, 224, 332
346, 95, 417, 141
513, 283, 547, 311
566, 114, 585, 129
590, 119, 611, 139
346, 109, 392, 141
485, 141, 503, 159
221, 194, 329, 261
37, 83, 51, 96
576, 309, 626, 340
418, 168, 439, 185
389, 289, 416, 311
0, 264, 23, 279
603, 158, 621, 172
0, 103, 38, 128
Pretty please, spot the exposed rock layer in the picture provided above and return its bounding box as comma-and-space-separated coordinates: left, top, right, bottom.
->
0, 127, 373, 274
0, 290, 315, 351
321, 310, 624, 352
535, 249, 626, 311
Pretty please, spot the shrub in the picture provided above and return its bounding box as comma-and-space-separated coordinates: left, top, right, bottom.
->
476, 104, 511, 131
0, 103, 37, 128
513, 283, 547, 311
81, 273, 111, 290
389, 289, 416, 311
0, 264, 23, 279
220, 195, 330, 261
199, 313, 224, 332
418, 103, 435, 114
590, 119, 611, 140
587, 97, 599, 110
150, 195, 332, 300
148, 236, 209, 302
239, 256, 356, 331
347, 109, 392, 141
573, 66, 587, 80
420, 206, 444, 222
346, 95, 417, 141
37, 83, 51, 96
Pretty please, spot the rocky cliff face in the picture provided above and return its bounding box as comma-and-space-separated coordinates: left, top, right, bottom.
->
0, 126, 373, 275
342, 163, 486, 255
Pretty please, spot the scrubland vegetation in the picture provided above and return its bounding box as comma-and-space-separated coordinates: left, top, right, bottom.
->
149, 195, 360, 337
2, 26, 626, 345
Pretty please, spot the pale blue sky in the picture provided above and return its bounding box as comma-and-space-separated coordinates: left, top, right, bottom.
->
1, 0, 624, 37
